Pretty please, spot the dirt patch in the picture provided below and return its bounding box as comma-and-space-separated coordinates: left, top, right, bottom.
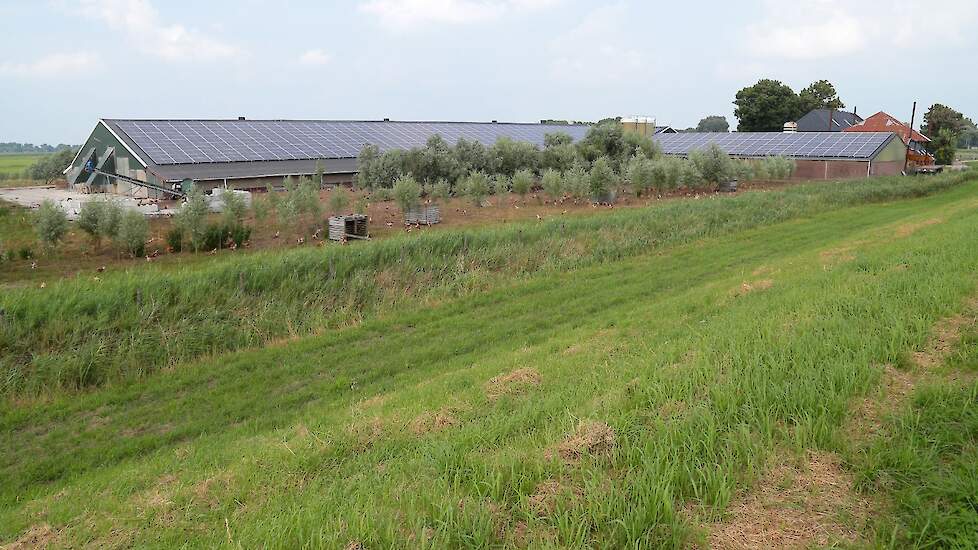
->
193, 472, 234, 509
545, 420, 616, 462
847, 364, 917, 441
733, 279, 773, 297
2, 524, 58, 549
347, 416, 386, 448
704, 451, 871, 549
894, 218, 942, 238
409, 409, 461, 435
913, 303, 976, 369
528, 478, 583, 515
819, 240, 868, 266
485, 368, 541, 400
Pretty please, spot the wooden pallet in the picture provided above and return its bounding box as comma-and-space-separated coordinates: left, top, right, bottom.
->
328, 214, 369, 241
405, 204, 441, 225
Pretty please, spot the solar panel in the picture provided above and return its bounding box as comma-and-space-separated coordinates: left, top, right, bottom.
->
113, 120, 593, 166
110, 119, 895, 167
652, 132, 892, 160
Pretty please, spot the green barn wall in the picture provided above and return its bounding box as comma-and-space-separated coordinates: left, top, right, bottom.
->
68, 122, 162, 197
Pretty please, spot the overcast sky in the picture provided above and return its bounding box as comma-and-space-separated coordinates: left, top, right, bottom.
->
1, 0, 976, 143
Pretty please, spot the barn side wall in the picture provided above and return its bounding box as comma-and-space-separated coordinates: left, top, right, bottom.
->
791, 159, 872, 179
870, 161, 904, 176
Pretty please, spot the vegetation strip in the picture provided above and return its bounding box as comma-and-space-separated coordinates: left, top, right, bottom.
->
3, 177, 978, 547
1, 172, 972, 399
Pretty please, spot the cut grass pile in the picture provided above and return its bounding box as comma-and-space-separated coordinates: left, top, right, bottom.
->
2, 174, 978, 547
1, 172, 972, 399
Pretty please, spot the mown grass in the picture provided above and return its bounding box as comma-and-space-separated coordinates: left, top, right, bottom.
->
850, 321, 978, 548
2, 176, 978, 547
1, 172, 972, 399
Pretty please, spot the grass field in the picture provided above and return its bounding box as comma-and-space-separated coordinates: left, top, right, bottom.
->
957, 148, 978, 162
0, 153, 45, 178
1, 173, 977, 548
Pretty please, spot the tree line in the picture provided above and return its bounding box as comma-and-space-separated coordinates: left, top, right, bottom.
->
0, 142, 76, 154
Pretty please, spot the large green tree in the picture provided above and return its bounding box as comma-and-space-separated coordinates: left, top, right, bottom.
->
695, 116, 730, 132
733, 79, 846, 132
920, 104, 972, 152
797, 80, 845, 114
733, 79, 802, 132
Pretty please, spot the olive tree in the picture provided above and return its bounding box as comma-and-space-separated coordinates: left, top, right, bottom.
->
392, 175, 422, 214
114, 209, 149, 257
541, 169, 564, 202
462, 171, 491, 207
511, 169, 534, 202
33, 200, 69, 249
175, 187, 209, 252
689, 143, 734, 186
328, 186, 351, 216
588, 156, 616, 203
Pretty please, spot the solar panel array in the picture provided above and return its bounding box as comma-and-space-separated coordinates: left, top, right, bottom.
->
654, 132, 893, 160
111, 120, 592, 166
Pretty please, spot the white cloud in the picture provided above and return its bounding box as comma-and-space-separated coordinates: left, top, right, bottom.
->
359, 0, 558, 29
548, 5, 646, 84
747, 0, 978, 60
0, 51, 100, 78
76, 0, 240, 61
298, 49, 332, 66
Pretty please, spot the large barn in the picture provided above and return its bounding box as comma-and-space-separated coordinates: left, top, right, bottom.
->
65, 119, 591, 198
65, 118, 907, 199
654, 131, 907, 179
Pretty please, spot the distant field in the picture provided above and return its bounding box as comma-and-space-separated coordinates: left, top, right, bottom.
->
0, 153, 45, 179
957, 148, 978, 161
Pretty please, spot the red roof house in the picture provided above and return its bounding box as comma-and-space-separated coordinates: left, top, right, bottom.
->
845, 111, 932, 165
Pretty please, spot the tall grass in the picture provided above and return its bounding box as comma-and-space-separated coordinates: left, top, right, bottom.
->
0, 173, 971, 398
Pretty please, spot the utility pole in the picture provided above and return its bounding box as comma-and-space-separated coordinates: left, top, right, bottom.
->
904, 101, 917, 174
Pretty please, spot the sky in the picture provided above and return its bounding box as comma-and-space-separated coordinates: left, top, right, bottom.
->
1, 0, 976, 144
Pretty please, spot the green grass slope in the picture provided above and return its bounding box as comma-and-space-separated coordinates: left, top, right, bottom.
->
1, 173, 970, 398
2, 179, 978, 547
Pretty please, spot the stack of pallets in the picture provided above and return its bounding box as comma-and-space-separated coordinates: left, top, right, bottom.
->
405, 204, 441, 225
328, 214, 369, 241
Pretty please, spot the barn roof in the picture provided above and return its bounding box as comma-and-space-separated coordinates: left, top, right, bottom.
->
845, 112, 930, 143
653, 131, 899, 161
796, 109, 862, 132
102, 119, 591, 167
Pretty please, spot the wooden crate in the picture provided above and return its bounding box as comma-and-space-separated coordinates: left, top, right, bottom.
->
405, 204, 441, 225
328, 214, 369, 241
